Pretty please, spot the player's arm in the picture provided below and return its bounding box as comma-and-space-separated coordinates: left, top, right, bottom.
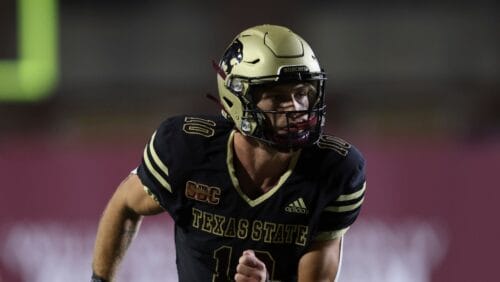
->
297, 142, 366, 281
235, 238, 342, 282
297, 238, 342, 282
91, 174, 164, 281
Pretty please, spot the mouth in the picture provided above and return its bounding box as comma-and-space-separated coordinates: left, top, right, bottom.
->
277, 128, 304, 136
276, 125, 304, 135
276, 115, 318, 134
271, 130, 310, 147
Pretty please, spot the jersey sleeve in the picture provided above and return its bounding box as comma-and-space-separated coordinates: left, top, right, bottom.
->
314, 146, 367, 241
136, 117, 185, 218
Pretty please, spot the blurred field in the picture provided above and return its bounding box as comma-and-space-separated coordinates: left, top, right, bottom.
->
1, 0, 499, 281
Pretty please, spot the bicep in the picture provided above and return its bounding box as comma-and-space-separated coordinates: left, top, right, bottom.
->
111, 174, 165, 216
298, 238, 342, 282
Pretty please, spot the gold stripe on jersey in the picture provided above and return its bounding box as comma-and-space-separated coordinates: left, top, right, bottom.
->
148, 131, 170, 177
325, 197, 364, 213
336, 182, 366, 201
226, 130, 301, 207
143, 144, 172, 193
314, 227, 350, 241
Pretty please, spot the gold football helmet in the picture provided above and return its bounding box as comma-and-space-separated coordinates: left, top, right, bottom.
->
215, 24, 327, 148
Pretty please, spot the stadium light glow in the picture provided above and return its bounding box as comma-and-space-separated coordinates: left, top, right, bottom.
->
0, 0, 58, 101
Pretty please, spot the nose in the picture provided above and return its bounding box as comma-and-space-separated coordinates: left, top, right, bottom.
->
292, 94, 308, 111
278, 97, 308, 123
279, 93, 308, 111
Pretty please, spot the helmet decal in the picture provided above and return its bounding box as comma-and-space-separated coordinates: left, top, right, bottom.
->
220, 39, 243, 75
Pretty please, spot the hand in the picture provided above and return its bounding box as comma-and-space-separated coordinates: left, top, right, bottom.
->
234, 250, 268, 282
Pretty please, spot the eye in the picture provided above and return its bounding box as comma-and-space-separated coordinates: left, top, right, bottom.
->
270, 92, 290, 104
293, 91, 308, 99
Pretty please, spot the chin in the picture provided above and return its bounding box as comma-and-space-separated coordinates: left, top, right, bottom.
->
271, 130, 310, 149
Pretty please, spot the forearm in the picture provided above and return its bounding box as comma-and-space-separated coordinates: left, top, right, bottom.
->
298, 261, 339, 282
298, 238, 341, 282
92, 202, 143, 280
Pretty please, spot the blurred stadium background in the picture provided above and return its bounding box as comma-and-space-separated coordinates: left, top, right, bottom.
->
0, 0, 499, 281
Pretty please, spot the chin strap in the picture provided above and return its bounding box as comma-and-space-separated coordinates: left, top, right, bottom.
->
212, 59, 227, 79
206, 93, 226, 112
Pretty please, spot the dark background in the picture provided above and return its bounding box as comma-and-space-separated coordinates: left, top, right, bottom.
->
1, 0, 499, 281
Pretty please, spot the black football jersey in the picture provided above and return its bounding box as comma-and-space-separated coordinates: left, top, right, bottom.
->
137, 115, 366, 282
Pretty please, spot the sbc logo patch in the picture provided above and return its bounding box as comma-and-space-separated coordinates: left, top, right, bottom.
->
185, 181, 221, 205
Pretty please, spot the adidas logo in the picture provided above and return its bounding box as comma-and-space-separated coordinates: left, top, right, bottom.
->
285, 198, 309, 214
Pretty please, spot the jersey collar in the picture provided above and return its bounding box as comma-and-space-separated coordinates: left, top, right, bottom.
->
226, 130, 301, 207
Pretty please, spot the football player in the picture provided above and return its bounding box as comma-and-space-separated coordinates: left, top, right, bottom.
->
92, 24, 366, 282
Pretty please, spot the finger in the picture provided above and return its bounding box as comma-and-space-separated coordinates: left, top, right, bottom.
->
239, 253, 255, 265
239, 251, 264, 269
236, 253, 267, 281
236, 262, 259, 276
235, 266, 266, 282
234, 272, 254, 282
242, 249, 255, 256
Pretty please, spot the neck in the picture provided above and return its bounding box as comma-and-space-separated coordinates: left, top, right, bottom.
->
233, 132, 295, 198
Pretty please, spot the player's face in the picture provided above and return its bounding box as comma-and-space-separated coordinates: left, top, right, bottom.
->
253, 82, 317, 135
